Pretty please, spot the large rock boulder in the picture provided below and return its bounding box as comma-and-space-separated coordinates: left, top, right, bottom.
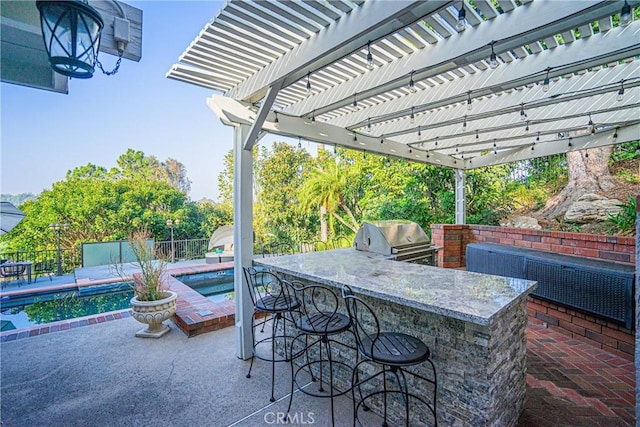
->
501, 216, 542, 229
564, 193, 622, 223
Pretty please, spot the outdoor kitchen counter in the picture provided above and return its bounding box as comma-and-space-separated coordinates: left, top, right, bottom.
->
255, 248, 537, 426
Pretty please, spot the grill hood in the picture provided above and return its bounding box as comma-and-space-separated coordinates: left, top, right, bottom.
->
354, 220, 431, 256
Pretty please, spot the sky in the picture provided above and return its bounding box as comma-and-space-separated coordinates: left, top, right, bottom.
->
1, 1, 291, 202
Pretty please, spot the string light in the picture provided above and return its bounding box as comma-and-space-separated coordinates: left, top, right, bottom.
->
417, 126, 422, 138
462, 115, 467, 129
298, 137, 302, 149
588, 113, 595, 134
536, 132, 540, 141
525, 121, 530, 132
367, 118, 371, 130
520, 103, 527, 121
617, 80, 625, 102
274, 112, 279, 129
410, 107, 415, 124
366, 42, 374, 69
613, 128, 619, 139
542, 68, 551, 92
409, 71, 417, 93
311, 111, 316, 125
620, 0, 632, 26
466, 91, 472, 111
489, 41, 499, 69
305, 72, 311, 95
455, 2, 466, 31
351, 94, 358, 111
475, 129, 479, 139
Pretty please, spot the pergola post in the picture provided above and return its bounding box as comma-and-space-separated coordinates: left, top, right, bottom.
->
454, 168, 466, 225
233, 124, 255, 360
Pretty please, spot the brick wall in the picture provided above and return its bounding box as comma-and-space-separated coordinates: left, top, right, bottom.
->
431, 224, 636, 360
431, 224, 636, 268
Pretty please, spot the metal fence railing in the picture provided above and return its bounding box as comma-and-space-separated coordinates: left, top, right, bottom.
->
156, 238, 209, 263
0, 238, 211, 275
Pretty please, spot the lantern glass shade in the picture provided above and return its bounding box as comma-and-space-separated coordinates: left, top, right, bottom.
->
36, 1, 104, 79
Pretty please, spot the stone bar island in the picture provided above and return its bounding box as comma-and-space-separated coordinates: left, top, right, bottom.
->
255, 248, 537, 426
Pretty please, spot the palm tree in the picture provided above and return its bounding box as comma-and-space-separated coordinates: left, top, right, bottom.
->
298, 158, 359, 241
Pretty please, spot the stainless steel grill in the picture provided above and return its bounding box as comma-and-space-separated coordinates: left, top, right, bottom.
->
354, 220, 440, 265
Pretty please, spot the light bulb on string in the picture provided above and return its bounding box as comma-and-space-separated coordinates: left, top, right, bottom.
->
455, 2, 466, 31
489, 41, 499, 69
620, 1, 632, 26
410, 107, 415, 124
366, 42, 374, 69
542, 68, 551, 92
409, 71, 417, 93
617, 81, 625, 102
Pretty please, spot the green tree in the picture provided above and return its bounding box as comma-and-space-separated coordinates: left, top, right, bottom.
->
256, 142, 315, 245
298, 151, 360, 240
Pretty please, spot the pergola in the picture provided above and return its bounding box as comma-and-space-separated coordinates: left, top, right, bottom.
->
167, 0, 639, 358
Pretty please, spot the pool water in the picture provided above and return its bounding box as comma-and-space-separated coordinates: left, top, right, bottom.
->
0, 269, 235, 331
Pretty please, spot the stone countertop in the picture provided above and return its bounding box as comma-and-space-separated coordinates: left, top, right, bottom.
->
255, 248, 537, 326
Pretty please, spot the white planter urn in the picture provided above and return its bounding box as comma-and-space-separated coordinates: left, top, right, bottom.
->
130, 290, 178, 338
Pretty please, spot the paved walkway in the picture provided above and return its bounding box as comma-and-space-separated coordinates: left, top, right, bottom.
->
519, 320, 635, 426
0, 311, 635, 426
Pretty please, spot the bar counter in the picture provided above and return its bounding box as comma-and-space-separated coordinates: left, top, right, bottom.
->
255, 248, 537, 426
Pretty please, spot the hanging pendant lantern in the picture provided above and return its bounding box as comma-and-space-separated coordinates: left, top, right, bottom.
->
37, 0, 104, 79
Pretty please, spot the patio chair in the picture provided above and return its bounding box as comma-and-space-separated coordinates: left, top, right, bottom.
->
286, 283, 356, 426
342, 285, 438, 426
34, 259, 55, 282
0, 264, 27, 287
243, 267, 300, 402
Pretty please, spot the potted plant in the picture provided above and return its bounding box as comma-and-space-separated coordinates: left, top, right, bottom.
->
117, 230, 178, 338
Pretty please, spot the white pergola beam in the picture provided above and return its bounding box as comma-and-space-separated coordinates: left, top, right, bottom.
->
285, 1, 631, 119
326, 25, 640, 130
226, 1, 449, 103
466, 124, 640, 169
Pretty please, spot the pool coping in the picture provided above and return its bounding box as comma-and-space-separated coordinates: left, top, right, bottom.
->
1, 262, 236, 341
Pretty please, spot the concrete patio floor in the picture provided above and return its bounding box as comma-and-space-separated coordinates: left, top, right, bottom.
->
0, 312, 635, 427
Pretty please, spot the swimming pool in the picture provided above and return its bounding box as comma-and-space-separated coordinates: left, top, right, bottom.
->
0, 269, 235, 331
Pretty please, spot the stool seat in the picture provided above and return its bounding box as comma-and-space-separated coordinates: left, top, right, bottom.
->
297, 312, 351, 336
256, 294, 300, 313
361, 332, 430, 365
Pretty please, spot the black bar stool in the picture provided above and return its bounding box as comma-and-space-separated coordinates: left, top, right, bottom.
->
342, 285, 438, 427
286, 283, 356, 426
243, 267, 300, 402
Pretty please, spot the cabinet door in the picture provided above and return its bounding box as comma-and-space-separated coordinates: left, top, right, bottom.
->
526, 259, 632, 328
